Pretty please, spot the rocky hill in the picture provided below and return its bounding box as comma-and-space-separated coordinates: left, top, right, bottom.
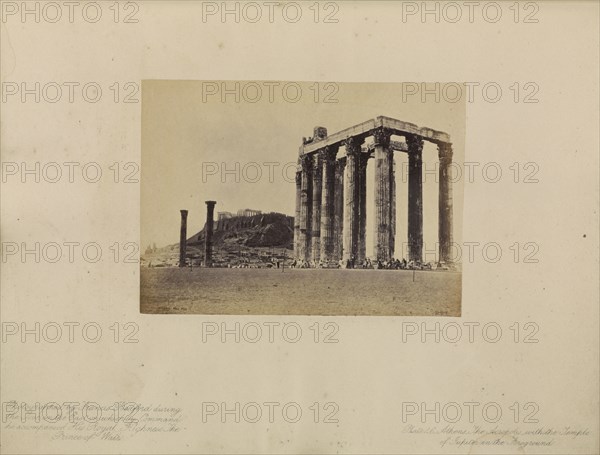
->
142, 212, 294, 268
188, 212, 293, 248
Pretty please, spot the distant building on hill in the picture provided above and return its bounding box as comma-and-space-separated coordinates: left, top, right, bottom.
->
237, 208, 262, 217
218, 211, 234, 221
214, 211, 293, 232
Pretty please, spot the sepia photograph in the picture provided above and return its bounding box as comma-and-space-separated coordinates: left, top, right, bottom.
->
140, 81, 465, 315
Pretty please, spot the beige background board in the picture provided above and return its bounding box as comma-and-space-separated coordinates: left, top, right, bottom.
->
1, 1, 599, 454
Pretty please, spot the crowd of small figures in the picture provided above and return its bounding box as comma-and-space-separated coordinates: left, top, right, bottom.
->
144, 256, 450, 270
290, 258, 450, 270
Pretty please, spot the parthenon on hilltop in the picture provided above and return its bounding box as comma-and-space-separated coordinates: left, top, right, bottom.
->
293, 116, 454, 267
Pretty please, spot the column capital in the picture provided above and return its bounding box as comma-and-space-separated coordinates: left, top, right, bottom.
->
180, 209, 188, 216
300, 153, 313, 172
343, 136, 365, 156
406, 134, 424, 154
372, 127, 392, 147
438, 142, 453, 162
319, 145, 339, 164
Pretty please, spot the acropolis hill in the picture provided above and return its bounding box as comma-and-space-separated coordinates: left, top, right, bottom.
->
142, 211, 294, 268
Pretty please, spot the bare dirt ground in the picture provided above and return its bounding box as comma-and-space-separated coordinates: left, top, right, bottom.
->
140, 268, 461, 316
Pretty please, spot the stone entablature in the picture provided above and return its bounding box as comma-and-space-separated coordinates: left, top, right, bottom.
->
299, 116, 450, 156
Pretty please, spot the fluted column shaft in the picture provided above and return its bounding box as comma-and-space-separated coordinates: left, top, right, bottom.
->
391, 160, 396, 258
407, 135, 424, 262
179, 210, 188, 267
333, 158, 346, 262
343, 136, 364, 266
438, 143, 454, 264
294, 169, 302, 259
373, 128, 393, 261
320, 146, 337, 264
205, 201, 216, 267
357, 153, 369, 264
299, 155, 313, 262
311, 153, 323, 263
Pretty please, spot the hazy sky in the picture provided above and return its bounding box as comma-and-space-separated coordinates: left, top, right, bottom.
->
142, 81, 465, 256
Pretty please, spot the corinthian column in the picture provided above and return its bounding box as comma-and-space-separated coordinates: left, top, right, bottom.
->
311, 153, 323, 263
407, 134, 424, 263
373, 127, 393, 261
294, 168, 302, 259
438, 142, 454, 265
390, 156, 396, 258
179, 210, 188, 267
204, 201, 216, 267
343, 136, 364, 267
320, 146, 338, 265
333, 157, 346, 262
357, 153, 369, 265
299, 154, 313, 262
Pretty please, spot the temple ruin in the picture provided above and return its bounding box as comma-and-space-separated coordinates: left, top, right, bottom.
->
293, 116, 454, 267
